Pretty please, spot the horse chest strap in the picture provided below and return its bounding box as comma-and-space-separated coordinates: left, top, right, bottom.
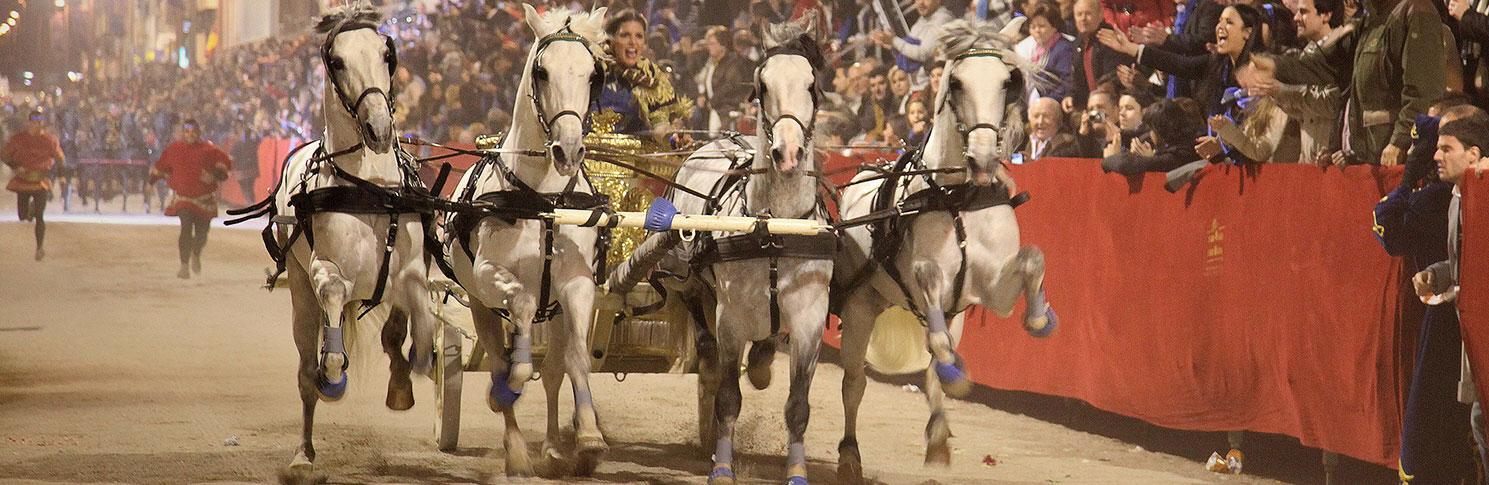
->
708, 232, 837, 263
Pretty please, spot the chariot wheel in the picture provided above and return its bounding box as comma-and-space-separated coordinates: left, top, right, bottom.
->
433, 320, 464, 452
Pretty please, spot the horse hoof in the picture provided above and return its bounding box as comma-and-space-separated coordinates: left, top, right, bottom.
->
505, 447, 535, 477
316, 373, 347, 402
574, 443, 606, 476
925, 442, 952, 466
386, 383, 414, 411
1026, 307, 1058, 338
838, 437, 864, 484
278, 451, 320, 485
708, 465, 737, 485
934, 360, 972, 398
787, 475, 810, 485
487, 372, 521, 411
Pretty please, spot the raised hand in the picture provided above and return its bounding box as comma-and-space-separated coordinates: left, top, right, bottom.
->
1096, 28, 1140, 57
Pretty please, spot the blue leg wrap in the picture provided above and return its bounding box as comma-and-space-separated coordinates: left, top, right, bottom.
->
1027, 306, 1058, 338
490, 371, 520, 407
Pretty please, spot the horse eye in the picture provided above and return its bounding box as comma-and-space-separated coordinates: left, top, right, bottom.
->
328, 58, 345, 70
534, 68, 549, 81
949, 80, 962, 91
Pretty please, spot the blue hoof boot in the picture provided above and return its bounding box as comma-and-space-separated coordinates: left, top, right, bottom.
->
317, 372, 347, 401
935, 357, 973, 397
490, 372, 521, 408
934, 360, 967, 385
787, 475, 809, 485
1027, 307, 1058, 338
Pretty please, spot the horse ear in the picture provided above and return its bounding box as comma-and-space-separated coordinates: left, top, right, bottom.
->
522, 3, 541, 32
797, 9, 819, 38
998, 17, 1026, 44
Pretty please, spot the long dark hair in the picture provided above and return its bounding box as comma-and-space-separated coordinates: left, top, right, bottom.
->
1226, 4, 1266, 65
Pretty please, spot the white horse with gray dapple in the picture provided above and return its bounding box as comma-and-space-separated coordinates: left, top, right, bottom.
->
832, 18, 1058, 483
445, 5, 611, 477
256, 5, 437, 477
618, 13, 831, 484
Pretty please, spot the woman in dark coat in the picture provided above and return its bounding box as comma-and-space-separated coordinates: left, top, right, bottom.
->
1096, 3, 1265, 117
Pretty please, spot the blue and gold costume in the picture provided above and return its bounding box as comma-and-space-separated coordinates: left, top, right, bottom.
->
596, 57, 694, 137
1373, 115, 1475, 483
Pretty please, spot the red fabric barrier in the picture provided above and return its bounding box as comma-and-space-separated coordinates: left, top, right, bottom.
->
827, 159, 1408, 467
1459, 171, 1489, 416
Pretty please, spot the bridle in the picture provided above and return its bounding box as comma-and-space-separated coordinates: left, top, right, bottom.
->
527, 27, 605, 151
936, 47, 1022, 161
319, 20, 398, 148
751, 42, 825, 150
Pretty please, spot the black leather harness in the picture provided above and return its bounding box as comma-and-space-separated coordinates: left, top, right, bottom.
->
686, 138, 838, 337
830, 149, 1022, 323
445, 153, 612, 324
227, 143, 456, 317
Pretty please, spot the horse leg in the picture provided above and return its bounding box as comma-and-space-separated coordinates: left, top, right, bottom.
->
922, 312, 964, 466
558, 276, 607, 475
308, 258, 353, 401
287, 264, 323, 473
912, 262, 971, 398
984, 246, 1056, 336
782, 277, 828, 485
539, 317, 567, 468
693, 294, 721, 454
837, 288, 887, 484
471, 301, 534, 477
381, 308, 415, 411
709, 312, 747, 485
400, 267, 438, 378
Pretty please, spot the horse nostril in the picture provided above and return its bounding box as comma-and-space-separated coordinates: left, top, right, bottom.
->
771, 147, 784, 163
575, 147, 586, 162
364, 123, 380, 142
552, 145, 568, 165
794, 147, 806, 163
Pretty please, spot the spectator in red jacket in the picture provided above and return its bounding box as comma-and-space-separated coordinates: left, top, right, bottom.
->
150, 119, 231, 279
2, 109, 64, 261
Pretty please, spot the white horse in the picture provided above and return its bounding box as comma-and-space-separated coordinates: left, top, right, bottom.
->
831, 18, 1057, 482
620, 14, 831, 484
445, 5, 610, 477
243, 4, 438, 476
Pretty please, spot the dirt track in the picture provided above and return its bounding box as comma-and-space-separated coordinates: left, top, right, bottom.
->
0, 220, 1288, 484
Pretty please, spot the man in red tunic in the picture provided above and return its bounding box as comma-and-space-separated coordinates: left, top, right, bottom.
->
151, 120, 231, 279
3, 109, 64, 261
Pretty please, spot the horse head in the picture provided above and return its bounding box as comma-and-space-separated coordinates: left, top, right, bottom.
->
522, 4, 609, 177
755, 11, 823, 178
935, 18, 1035, 186
317, 4, 398, 154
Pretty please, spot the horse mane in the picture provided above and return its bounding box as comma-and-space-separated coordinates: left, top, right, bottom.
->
527, 7, 612, 62
315, 2, 383, 34
762, 10, 824, 69
937, 19, 1053, 99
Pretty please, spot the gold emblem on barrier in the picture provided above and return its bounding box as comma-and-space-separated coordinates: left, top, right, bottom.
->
1205, 218, 1225, 275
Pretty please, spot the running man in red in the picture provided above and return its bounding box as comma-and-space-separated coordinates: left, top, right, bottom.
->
3, 109, 64, 261
151, 119, 231, 279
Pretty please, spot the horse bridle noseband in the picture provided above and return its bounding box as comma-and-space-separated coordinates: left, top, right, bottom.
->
937, 48, 1020, 159
752, 43, 825, 150
320, 21, 399, 148
527, 27, 605, 150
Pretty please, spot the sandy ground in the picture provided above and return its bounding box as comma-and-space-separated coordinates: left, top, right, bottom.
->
0, 220, 1295, 484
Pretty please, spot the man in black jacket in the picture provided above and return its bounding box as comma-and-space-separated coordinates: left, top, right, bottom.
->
1064, 0, 1135, 112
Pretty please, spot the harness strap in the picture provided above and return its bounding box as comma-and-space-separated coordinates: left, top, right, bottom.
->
360, 213, 400, 318
536, 218, 563, 323
769, 256, 782, 336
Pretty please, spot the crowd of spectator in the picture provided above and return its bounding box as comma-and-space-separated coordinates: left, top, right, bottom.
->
0, 0, 1480, 190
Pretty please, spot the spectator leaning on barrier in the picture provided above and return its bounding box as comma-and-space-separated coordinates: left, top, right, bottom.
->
1237, 0, 1342, 164
1128, 0, 1224, 97
1375, 100, 1480, 485
1101, 97, 1203, 174
1250, 0, 1447, 166
2, 109, 64, 262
